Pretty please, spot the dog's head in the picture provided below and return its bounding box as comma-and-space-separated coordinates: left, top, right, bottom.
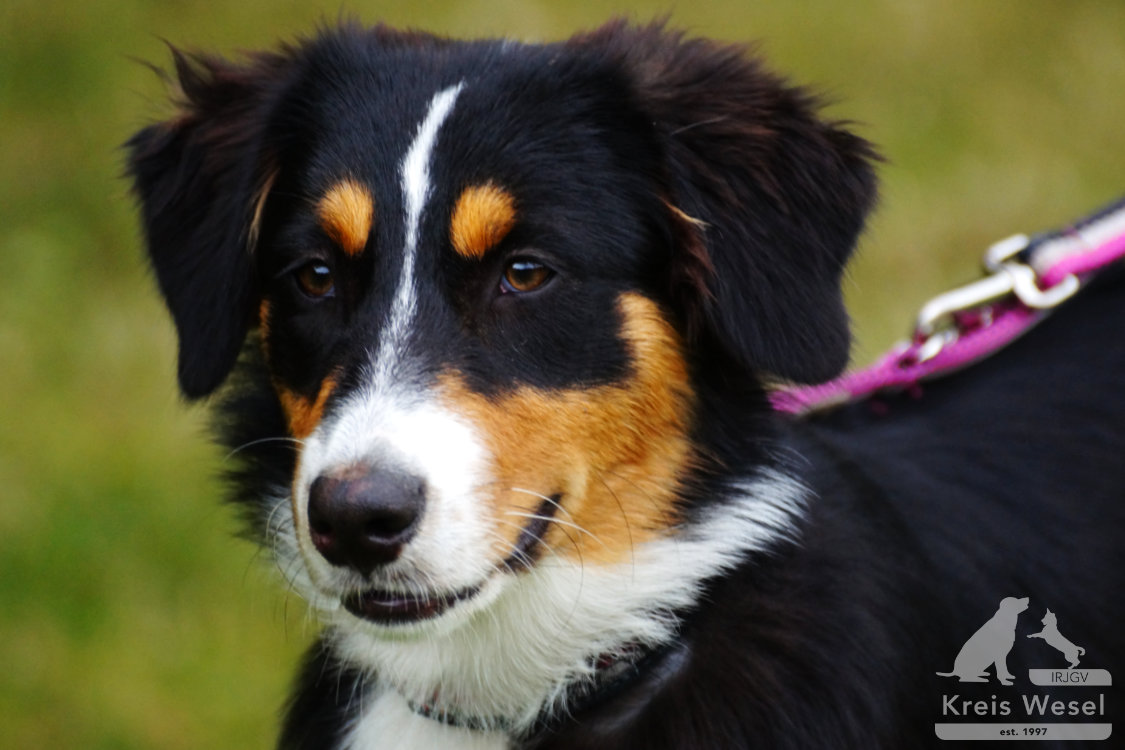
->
999, 596, 1031, 617
128, 21, 875, 641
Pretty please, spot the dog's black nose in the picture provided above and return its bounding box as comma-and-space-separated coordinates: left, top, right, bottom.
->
307, 465, 425, 575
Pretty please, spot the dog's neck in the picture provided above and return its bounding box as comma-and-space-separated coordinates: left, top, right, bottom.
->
402, 638, 669, 735
332, 468, 807, 740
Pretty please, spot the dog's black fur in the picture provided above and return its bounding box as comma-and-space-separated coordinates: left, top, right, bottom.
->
128, 20, 1124, 749
276, 267, 1125, 750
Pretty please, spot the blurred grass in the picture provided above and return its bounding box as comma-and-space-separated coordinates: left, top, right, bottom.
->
1, 0, 1122, 747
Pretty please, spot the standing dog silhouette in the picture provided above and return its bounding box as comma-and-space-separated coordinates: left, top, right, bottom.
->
1028, 609, 1086, 669
937, 596, 1029, 686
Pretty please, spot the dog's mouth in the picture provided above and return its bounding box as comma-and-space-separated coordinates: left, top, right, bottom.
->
339, 494, 562, 625
343, 585, 482, 625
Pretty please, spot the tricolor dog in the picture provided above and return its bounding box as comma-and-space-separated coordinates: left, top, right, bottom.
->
127, 21, 1125, 749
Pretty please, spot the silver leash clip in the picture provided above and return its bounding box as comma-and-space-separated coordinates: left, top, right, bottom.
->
910, 233, 1081, 362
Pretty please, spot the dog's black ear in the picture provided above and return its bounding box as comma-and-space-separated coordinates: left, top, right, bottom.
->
126, 48, 293, 398
573, 22, 878, 383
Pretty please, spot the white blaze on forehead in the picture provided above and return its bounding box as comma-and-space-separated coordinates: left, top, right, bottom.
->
376, 82, 465, 386
403, 83, 464, 252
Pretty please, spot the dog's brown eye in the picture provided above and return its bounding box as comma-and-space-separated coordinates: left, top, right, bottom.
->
501, 259, 552, 294
295, 262, 335, 298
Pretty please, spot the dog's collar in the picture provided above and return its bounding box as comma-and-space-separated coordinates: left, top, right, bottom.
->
403, 639, 674, 735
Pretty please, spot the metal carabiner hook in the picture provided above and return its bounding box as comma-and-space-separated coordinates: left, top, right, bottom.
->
1000, 263, 1080, 309
914, 272, 1016, 339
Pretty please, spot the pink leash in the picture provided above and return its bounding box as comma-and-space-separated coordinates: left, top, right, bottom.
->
771, 197, 1125, 415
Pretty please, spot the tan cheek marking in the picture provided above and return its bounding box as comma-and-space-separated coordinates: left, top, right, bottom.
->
276, 376, 337, 439
317, 179, 375, 256
450, 183, 517, 260
438, 293, 696, 564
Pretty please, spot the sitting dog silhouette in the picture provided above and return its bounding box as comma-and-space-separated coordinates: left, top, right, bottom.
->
937, 596, 1029, 686
1028, 609, 1086, 669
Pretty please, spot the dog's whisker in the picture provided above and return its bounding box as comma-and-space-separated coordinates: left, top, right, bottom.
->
499, 514, 589, 565
487, 522, 559, 569
508, 487, 579, 521
501, 491, 593, 577
505, 487, 604, 554
592, 470, 635, 569
263, 497, 293, 536
670, 115, 729, 135
502, 511, 606, 549
275, 557, 307, 597
223, 435, 304, 461
599, 466, 673, 522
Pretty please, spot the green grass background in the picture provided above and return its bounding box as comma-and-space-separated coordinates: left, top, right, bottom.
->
1, 1, 1122, 747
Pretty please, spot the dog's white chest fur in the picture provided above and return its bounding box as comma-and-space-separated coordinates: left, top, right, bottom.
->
344, 689, 508, 750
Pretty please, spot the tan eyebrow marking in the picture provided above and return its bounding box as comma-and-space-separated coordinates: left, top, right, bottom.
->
317, 179, 375, 256
450, 183, 517, 260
